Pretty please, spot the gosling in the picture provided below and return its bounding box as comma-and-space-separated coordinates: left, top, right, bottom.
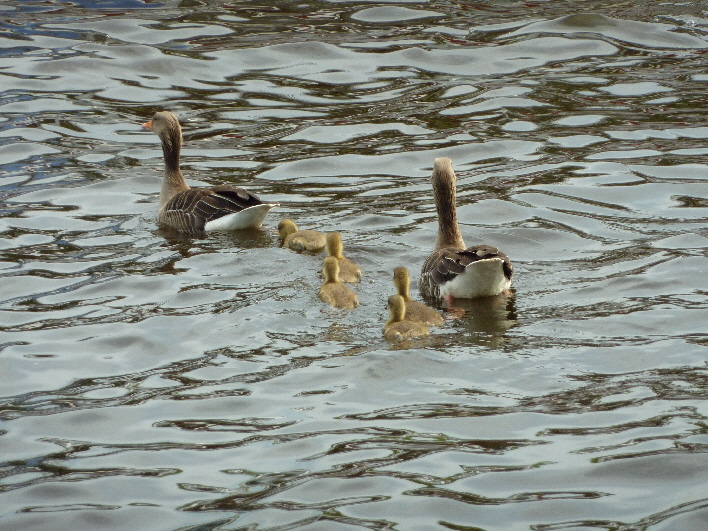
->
393, 267, 443, 326
319, 256, 359, 309
325, 232, 362, 283
278, 219, 326, 253
383, 294, 430, 341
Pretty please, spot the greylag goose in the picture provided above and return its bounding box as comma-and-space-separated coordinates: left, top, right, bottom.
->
278, 219, 326, 253
420, 157, 513, 300
383, 295, 430, 341
142, 111, 276, 233
319, 256, 359, 309
393, 266, 443, 326
325, 232, 362, 283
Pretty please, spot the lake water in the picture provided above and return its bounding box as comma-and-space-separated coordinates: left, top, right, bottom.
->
2, 1, 708, 530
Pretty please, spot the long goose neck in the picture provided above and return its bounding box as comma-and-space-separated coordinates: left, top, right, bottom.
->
433, 160, 465, 250
158, 125, 188, 208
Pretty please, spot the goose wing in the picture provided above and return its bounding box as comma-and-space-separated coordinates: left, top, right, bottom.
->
421, 245, 513, 297
158, 186, 265, 232
199, 185, 265, 220
430, 245, 513, 284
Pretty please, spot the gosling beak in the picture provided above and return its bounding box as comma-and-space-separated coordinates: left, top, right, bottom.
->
142, 120, 153, 130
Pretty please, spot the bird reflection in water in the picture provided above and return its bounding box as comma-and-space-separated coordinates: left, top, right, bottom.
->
428, 291, 518, 347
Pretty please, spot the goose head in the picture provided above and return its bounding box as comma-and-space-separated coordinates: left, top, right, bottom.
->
431, 157, 465, 250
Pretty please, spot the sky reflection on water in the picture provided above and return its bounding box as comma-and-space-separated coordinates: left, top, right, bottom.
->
2, 1, 708, 530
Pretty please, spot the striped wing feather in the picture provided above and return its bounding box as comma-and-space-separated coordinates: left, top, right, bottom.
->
422, 245, 513, 297
158, 186, 264, 232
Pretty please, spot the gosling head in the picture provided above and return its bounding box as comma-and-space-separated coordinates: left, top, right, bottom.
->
326, 231, 344, 258
392, 267, 412, 300
322, 256, 341, 283
278, 219, 298, 239
387, 294, 407, 322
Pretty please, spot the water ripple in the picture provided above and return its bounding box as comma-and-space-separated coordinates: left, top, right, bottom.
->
3, 1, 708, 530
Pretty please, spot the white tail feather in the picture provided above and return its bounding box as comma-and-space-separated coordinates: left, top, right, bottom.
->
204, 203, 278, 231
439, 258, 511, 299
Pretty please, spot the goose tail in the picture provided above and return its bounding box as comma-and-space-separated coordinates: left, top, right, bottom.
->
204, 203, 278, 231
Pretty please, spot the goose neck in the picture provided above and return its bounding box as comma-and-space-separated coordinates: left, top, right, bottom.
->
158, 130, 188, 207
434, 184, 465, 250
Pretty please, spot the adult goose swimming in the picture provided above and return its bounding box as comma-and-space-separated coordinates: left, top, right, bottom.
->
420, 157, 513, 301
142, 111, 277, 233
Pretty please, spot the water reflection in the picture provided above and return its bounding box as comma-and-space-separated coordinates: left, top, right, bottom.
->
156, 225, 277, 255
449, 292, 518, 341
2, 1, 708, 530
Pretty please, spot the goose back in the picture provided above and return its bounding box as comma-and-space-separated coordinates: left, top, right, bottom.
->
421, 245, 513, 299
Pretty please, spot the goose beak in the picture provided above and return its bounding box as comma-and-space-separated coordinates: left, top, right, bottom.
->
142, 120, 153, 130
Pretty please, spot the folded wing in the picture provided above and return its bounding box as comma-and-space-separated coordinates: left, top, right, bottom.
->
159, 186, 269, 232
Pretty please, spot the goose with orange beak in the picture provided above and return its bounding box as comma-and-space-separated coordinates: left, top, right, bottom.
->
142, 111, 277, 233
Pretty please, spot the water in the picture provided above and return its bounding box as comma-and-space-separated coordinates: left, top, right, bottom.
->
2, 1, 708, 530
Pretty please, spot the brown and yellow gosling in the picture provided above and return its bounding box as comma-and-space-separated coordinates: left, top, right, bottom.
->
393, 266, 443, 326
383, 294, 430, 341
319, 256, 359, 309
278, 219, 326, 253
325, 232, 362, 283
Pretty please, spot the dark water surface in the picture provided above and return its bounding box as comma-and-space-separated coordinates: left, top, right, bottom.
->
2, 1, 708, 529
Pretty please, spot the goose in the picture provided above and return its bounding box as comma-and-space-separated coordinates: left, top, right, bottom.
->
325, 232, 362, 283
383, 295, 430, 341
278, 219, 326, 253
142, 111, 276, 233
393, 266, 443, 326
319, 256, 359, 309
420, 157, 513, 301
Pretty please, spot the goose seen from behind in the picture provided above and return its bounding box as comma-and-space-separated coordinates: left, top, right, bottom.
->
142, 111, 276, 233
420, 157, 513, 301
